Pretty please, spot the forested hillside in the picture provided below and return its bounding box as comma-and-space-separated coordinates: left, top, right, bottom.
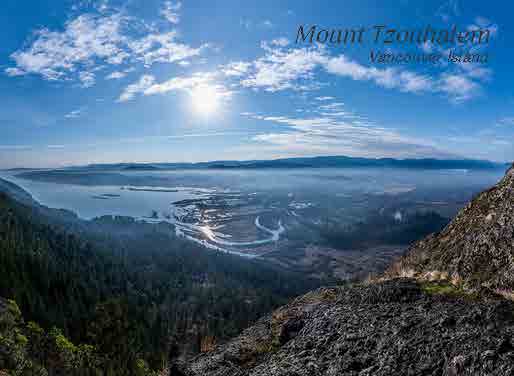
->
0, 191, 319, 375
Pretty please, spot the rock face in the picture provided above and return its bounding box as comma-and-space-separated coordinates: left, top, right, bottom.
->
386, 163, 514, 291
180, 279, 514, 375
180, 164, 514, 376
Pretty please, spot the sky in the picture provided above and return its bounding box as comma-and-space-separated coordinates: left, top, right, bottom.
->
1, 0, 513, 168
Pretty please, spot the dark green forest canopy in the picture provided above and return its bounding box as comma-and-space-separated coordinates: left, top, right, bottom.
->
0, 191, 319, 374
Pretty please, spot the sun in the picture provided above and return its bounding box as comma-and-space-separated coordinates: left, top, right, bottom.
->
190, 85, 220, 116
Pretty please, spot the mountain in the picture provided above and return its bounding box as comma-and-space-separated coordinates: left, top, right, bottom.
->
178, 164, 514, 375
202, 157, 506, 171
122, 164, 160, 171
51, 156, 507, 172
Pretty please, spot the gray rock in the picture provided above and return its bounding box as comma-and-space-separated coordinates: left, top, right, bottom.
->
386, 163, 514, 291
181, 280, 514, 375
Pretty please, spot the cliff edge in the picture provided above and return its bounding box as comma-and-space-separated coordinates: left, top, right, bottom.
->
386, 163, 514, 293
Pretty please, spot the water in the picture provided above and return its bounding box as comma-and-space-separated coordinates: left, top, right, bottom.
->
0, 167, 505, 256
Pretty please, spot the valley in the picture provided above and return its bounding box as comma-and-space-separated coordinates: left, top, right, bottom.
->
0, 166, 504, 280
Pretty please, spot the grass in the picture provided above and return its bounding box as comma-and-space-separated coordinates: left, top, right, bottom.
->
422, 282, 459, 295
421, 281, 478, 300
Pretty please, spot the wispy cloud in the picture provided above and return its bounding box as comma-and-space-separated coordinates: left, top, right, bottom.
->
270, 37, 289, 47
318, 102, 345, 110
117, 74, 155, 102
161, 1, 182, 24
64, 107, 86, 119
221, 61, 251, 77
241, 101, 453, 158
6, 5, 204, 87
231, 41, 488, 102
118, 72, 233, 102
239, 18, 276, 30
438, 73, 480, 103
442, 126, 513, 161
240, 47, 325, 92
143, 73, 212, 96
79, 71, 96, 88
128, 31, 205, 67
325, 56, 434, 94
6, 13, 129, 81
105, 70, 127, 80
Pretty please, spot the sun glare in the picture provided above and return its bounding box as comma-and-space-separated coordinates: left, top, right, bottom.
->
190, 85, 220, 116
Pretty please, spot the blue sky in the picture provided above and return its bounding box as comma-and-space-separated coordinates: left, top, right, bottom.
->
1, 0, 513, 168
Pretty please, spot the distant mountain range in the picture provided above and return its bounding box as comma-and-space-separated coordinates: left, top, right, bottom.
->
24, 156, 508, 172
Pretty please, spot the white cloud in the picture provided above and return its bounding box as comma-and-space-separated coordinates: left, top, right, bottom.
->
458, 63, 491, 80
79, 71, 95, 87
241, 47, 325, 92
8, 6, 494, 106
315, 96, 334, 101
242, 110, 452, 159
65, 107, 86, 118
117, 74, 155, 102
5, 67, 25, 77
238, 45, 434, 95
234, 42, 485, 102
118, 72, 232, 102
143, 73, 212, 96
320, 111, 357, 118
6, 8, 204, 87
319, 102, 344, 110
221, 61, 251, 77
325, 56, 433, 94
105, 70, 127, 80
270, 38, 289, 47
438, 73, 480, 103
7, 13, 128, 81
161, 1, 181, 24
128, 31, 204, 67
239, 19, 275, 31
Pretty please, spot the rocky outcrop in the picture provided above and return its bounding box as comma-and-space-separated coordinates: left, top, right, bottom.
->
180, 279, 514, 375
386, 163, 514, 291
180, 164, 514, 375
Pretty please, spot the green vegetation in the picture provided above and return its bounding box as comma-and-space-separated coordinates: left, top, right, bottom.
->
0, 192, 318, 374
320, 211, 449, 250
422, 282, 459, 295
420, 281, 478, 300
